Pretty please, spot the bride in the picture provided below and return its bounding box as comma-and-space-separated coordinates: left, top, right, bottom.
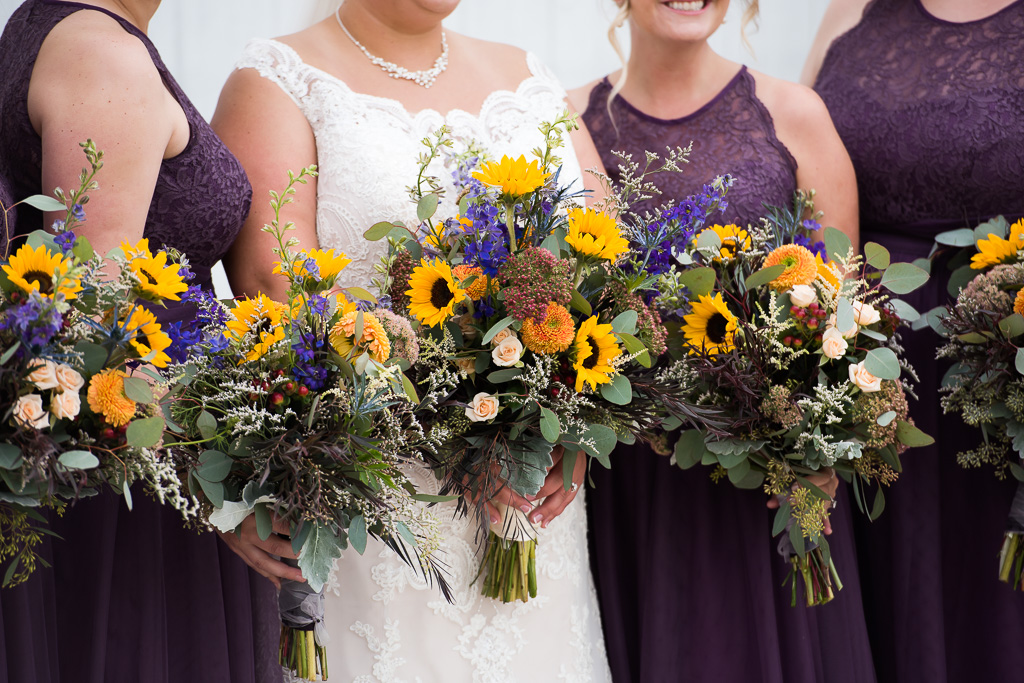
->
211, 1, 612, 680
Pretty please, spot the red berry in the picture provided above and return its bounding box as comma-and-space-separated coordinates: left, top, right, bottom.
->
297, 385, 310, 397
102, 427, 116, 440
790, 306, 801, 316
551, 387, 561, 398
275, 369, 285, 378
806, 320, 819, 330
793, 338, 804, 347
284, 381, 296, 394
118, 424, 128, 434
783, 336, 794, 346
260, 381, 269, 391
270, 392, 285, 405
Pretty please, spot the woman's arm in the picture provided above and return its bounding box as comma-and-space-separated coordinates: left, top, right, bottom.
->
757, 76, 860, 251
800, 0, 874, 87
27, 11, 188, 253
211, 65, 320, 301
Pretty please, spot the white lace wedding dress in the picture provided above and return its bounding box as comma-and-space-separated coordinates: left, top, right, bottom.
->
236, 39, 612, 683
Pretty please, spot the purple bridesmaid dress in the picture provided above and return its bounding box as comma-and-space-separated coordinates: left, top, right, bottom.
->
815, 1, 1024, 681
0, 2, 280, 681
583, 70, 875, 683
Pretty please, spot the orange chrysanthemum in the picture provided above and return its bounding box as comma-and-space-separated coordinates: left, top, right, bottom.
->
86, 369, 137, 427
329, 310, 391, 363
1015, 288, 1024, 317
521, 303, 575, 355
452, 264, 490, 301
762, 244, 818, 290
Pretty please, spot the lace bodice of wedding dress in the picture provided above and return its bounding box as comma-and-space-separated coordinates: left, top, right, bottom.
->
237, 38, 611, 683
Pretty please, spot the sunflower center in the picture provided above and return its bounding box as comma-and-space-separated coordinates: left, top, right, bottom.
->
430, 278, 453, 309
254, 315, 274, 336
706, 313, 729, 344
721, 240, 738, 258
24, 270, 54, 295
582, 338, 599, 369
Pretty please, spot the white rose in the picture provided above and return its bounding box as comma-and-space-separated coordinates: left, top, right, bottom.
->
852, 301, 881, 326
14, 394, 50, 430
489, 328, 517, 347
466, 392, 500, 422
789, 284, 817, 308
50, 390, 81, 420
54, 364, 85, 394
827, 313, 859, 339
27, 359, 59, 390
489, 500, 539, 541
821, 326, 849, 360
491, 336, 523, 367
849, 361, 882, 392
453, 357, 476, 376
457, 313, 479, 341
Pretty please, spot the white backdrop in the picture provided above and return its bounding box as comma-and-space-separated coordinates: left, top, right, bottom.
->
0, 0, 828, 295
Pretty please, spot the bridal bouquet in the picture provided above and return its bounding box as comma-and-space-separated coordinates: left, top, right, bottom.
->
647, 188, 933, 605
932, 216, 1024, 588
367, 118, 706, 603
0, 141, 194, 587
164, 168, 444, 680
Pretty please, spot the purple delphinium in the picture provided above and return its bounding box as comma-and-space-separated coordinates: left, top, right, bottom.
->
291, 331, 328, 391
794, 232, 827, 259
0, 294, 63, 355
184, 286, 227, 328
54, 231, 76, 255
165, 321, 203, 364
71, 204, 86, 222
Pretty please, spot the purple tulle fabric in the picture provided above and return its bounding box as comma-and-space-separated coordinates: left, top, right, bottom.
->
0, 2, 279, 682
583, 70, 875, 683
815, 0, 1024, 681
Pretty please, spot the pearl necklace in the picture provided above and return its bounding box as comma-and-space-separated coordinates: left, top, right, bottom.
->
335, 10, 448, 89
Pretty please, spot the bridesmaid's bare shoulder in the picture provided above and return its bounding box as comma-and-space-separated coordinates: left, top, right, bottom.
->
801, 0, 875, 86
569, 79, 605, 117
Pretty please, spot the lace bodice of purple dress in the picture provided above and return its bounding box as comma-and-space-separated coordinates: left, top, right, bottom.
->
814, 0, 1024, 238
0, 0, 251, 300
583, 67, 798, 223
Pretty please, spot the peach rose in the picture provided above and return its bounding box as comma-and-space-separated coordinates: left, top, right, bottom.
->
466, 392, 500, 422
14, 394, 50, 430
27, 359, 59, 390
453, 357, 476, 376
789, 284, 817, 308
821, 326, 849, 360
849, 361, 882, 392
50, 390, 81, 420
489, 328, 517, 347
491, 336, 524, 367
457, 313, 479, 341
827, 313, 859, 339
54, 364, 85, 394
852, 301, 881, 326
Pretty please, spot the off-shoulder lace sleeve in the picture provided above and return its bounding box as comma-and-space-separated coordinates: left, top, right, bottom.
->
235, 38, 322, 114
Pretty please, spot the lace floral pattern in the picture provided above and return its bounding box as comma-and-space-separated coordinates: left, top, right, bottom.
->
583, 67, 798, 223
814, 0, 1024, 237
238, 39, 610, 683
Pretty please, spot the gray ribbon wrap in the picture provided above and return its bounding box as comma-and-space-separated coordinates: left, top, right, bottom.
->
279, 576, 330, 647
1007, 480, 1024, 534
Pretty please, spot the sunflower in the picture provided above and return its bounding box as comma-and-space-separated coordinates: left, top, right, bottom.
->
273, 248, 352, 287
405, 259, 466, 327
122, 242, 188, 302
87, 369, 137, 427
472, 155, 550, 196
697, 224, 751, 261
329, 310, 391, 363
1015, 287, 1024, 317
972, 219, 1024, 270
564, 208, 629, 262
452, 264, 490, 300
761, 244, 818, 290
224, 293, 287, 362
123, 306, 172, 368
682, 293, 738, 356
816, 254, 842, 294
2, 243, 82, 300
572, 315, 621, 392
522, 303, 575, 355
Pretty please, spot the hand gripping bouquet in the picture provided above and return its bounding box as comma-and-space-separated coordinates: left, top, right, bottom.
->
164, 169, 446, 680
645, 180, 934, 606
932, 216, 1024, 588
0, 141, 194, 587
367, 117, 711, 603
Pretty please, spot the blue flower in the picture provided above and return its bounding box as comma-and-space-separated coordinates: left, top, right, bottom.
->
71, 204, 86, 222
54, 231, 77, 255
307, 294, 330, 318
794, 232, 826, 259
0, 294, 63, 355
165, 321, 203, 364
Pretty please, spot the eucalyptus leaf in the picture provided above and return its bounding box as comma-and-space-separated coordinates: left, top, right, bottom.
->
0, 343, 20, 366
194, 476, 224, 508
349, 515, 368, 555
859, 328, 888, 342
610, 310, 638, 335
772, 500, 792, 537
346, 287, 376, 303
895, 420, 935, 448
876, 410, 897, 427
888, 299, 921, 323
122, 377, 154, 404
196, 410, 218, 440
695, 229, 722, 251
730, 465, 764, 489
706, 439, 766, 456
716, 451, 748, 469
934, 228, 977, 247
410, 493, 459, 503
678, 267, 716, 297
562, 449, 578, 492
999, 314, 1024, 339
958, 332, 990, 344
975, 216, 1009, 241
824, 227, 852, 263
197, 449, 233, 482
416, 193, 439, 222
481, 316, 516, 345
298, 522, 344, 593
863, 242, 891, 270
836, 298, 855, 335
743, 264, 786, 291
880, 262, 929, 295
364, 221, 396, 241
871, 487, 886, 520
400, 372, 420, 403
864, 347, 901, 380
74, 341, 108, 376
599, 374, 632, 405
673, 430, 707, 470
57, 450, 99, 470
21, 195, 67, 212
125, 416, 164, 449
0, 444, 22, 470
947, 265, 976, 297
72, 236, 95, 262
254, 502, 273, 542
487, 368, 523, 383
540, 407, 560, 443
1016, 348, 1024, 376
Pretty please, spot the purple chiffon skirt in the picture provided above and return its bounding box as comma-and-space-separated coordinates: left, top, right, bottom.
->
854, 228, 1024, 683
588, 442, 875, 683
1, 490, 280, 683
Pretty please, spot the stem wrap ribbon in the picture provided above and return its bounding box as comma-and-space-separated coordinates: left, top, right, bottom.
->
279, 576, 330, 647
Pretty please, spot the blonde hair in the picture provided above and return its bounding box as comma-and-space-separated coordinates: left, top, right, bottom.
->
606, 0, 760, 111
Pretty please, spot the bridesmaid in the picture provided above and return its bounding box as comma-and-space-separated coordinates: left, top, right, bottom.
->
807, 1, 1024, 681
0, 1, 282, 681
570, 1, 872, 681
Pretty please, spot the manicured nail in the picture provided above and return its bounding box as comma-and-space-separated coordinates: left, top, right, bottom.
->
524, 494, 537, 501
531, 512, 543, 524
520, 504, 532, 513
490, 513, 500, 524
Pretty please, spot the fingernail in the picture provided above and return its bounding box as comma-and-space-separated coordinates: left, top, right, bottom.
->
520, 504, 531, 513
490, 513, 500, 524
531, 512, 543, 524
524, 494, 537, 501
